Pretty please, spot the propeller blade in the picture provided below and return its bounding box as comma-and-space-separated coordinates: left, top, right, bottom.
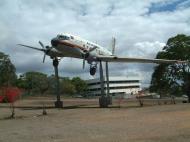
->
83, 59, 85, 69
17, 44, 45, 52
39, 41, 45, 49
43, 53, 46, 63
18, 43, 52, 63
82, 55, 86, 69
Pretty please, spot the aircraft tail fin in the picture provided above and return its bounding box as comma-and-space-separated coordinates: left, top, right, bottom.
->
111, 37, 116, 55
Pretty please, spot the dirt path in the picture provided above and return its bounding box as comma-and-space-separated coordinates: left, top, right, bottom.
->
0, 98, 190, 142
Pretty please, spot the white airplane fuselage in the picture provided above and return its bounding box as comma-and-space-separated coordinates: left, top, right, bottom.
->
51, 33, 112, 60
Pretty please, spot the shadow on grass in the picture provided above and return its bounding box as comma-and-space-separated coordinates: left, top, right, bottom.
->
0, 115, 26, 120
0, 103, 156, 110
0, 105, 55, 110
63, 104, 143, 109
63, 104, 99, 109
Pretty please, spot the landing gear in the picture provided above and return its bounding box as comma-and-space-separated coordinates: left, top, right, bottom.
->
99, 96, 112, 108
53, 58, 63, 108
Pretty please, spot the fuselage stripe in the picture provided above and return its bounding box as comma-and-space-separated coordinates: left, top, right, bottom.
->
58, 40, 87, 52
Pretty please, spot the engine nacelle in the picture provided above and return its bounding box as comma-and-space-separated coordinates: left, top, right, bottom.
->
90, 66, 97, 76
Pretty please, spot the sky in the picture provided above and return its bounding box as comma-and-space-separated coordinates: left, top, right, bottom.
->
0, 0, 190, 87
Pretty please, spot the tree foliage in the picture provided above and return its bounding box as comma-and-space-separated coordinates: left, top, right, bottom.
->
47, 76, 75, 95
150, 34, 190, 100
17, 71, 49, 95
71, 77, 87, 95
0, 51, 87, 97
18, 73, 87, 96
60, 77, 76, 95
0, 52, 17, 87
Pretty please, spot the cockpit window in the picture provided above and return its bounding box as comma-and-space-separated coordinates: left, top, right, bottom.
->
57, 35, 70, 40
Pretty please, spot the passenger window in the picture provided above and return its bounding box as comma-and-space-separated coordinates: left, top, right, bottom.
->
58, 35, 64, 39
58, 35, 69, 40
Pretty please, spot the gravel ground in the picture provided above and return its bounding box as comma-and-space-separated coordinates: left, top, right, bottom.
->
0, 98, 190, 142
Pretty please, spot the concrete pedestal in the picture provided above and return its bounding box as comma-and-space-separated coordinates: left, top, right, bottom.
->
108, 96, 112, 105
54, 101, 63, 108
99, 96, 112, 108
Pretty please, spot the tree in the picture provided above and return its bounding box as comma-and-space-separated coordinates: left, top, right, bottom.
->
48, 75, 76, 96
47, 75, 56, 94
71, 77, 87, 95
60, 77, 76, 95
150, 34, 190, 101
0, 52, 17, 118
0, 52, 17, 87
18, 72, 49, 95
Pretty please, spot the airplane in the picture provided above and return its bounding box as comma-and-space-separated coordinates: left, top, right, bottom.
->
18, 33, 187, 76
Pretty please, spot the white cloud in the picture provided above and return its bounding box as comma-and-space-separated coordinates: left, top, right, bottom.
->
133, 41, 165, 58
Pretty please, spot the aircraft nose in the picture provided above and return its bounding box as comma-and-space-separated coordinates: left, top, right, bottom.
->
51, 38, 59, 47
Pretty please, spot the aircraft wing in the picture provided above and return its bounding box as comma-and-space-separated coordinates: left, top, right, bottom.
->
96, 55, 187, 64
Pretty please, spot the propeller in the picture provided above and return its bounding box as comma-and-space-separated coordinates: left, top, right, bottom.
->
39, 41, 47, 63
38, 41, 46, 62
17, 44, 45, 51
38, 41, 53, 63
39, 41, 45, 49
18, 41, 53, 63
82, 46, 98, 69
83, 55, 86, 69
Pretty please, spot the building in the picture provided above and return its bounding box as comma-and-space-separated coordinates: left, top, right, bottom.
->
86, 76, 141, 98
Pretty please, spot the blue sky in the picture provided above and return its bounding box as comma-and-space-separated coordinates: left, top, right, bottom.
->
0, 0, 190, 87
149, 0, 189, 13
